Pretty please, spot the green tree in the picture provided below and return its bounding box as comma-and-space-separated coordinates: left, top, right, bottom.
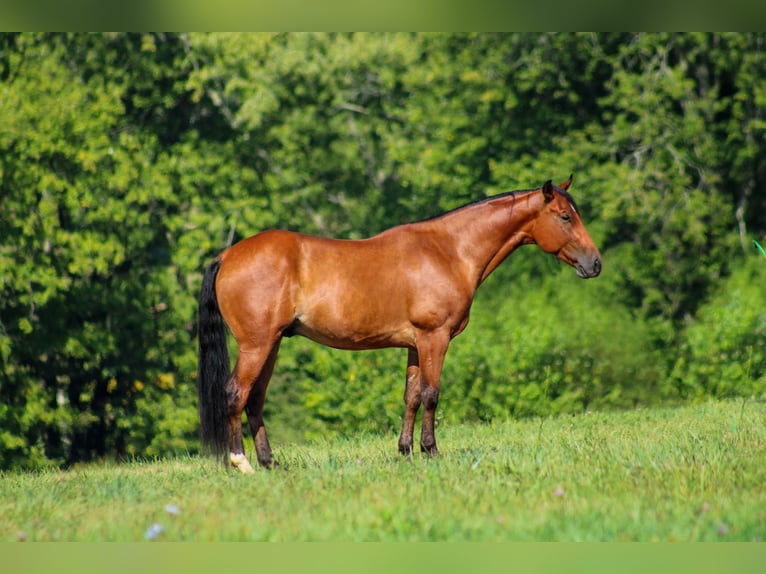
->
0, 33, 204, 467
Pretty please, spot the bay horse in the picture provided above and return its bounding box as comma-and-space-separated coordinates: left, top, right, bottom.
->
197, 175, 601, 473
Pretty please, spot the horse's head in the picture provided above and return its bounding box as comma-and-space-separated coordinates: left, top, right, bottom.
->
530, 175, 601, 278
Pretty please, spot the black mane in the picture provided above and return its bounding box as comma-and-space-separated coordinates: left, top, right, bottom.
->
419, 184, 578, 223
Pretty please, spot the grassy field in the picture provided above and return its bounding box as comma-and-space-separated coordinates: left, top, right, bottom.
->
1, 398, 764, 542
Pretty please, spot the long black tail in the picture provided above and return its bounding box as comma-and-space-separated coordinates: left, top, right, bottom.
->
197, 257, 229, 459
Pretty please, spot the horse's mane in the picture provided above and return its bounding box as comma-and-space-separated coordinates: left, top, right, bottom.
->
418, 185, 578, 224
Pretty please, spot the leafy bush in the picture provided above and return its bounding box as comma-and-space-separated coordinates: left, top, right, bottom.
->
671, 257, 766, 400
441, 269, 668, 422
267, 341, 404, 442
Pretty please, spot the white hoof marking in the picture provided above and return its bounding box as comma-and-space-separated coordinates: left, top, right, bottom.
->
230, 453, 256, 474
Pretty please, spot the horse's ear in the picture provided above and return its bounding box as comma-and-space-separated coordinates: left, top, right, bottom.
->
559, 174, 573, 191
542, 180, 555, 203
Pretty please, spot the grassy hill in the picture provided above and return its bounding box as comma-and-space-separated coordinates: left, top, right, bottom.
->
1, 398, 764, 542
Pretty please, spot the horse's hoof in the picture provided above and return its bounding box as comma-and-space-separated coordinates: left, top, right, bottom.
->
260, 459, 281, 470
420, 444, 439, 457
230, 453, 256, 474
398, 444, 414, 457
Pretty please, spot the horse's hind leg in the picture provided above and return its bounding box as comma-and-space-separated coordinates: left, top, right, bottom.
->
245, 340, 281, 468
397, 349, 421, 456
227, 346, 275, 474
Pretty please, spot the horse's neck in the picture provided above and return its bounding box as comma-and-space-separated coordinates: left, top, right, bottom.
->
437, 190, 541, 286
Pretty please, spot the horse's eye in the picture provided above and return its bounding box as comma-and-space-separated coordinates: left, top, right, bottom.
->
561, 213, 572, 223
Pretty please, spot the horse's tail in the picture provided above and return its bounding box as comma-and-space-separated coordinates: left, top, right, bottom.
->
197, 257, 229, 460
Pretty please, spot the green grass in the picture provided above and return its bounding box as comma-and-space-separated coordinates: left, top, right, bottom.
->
1, 399, 764, 541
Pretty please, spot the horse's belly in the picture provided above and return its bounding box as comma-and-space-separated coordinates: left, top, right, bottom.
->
288, 315, 414, 351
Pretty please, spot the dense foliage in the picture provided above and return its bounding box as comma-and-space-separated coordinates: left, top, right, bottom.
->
2, 33, 765, 468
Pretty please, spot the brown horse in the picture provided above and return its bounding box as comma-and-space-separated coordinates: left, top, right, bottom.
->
197, 175, 601, 473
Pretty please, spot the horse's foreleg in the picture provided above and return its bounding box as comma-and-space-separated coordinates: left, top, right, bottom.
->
416, 330, 450, 456
397, 349, 421, 456
245, 340, 281, 469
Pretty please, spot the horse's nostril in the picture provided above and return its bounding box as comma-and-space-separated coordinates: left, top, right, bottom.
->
594, 256, 602, 274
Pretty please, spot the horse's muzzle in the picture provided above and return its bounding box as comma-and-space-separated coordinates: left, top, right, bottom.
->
576, 255, 601, 279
